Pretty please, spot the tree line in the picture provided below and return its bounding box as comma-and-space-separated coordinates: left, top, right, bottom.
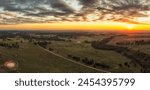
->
0, 42, 20, 49
67, 54, 110, 69
91, 38, 150, 72
116, 40, 150, 45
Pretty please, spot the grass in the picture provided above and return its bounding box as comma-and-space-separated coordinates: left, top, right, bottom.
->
108, 35, 150, 55
0, 41, 100, 73
71, 36, 106, 42
0, 35, 143, 73
48, 40, 141, 72
127, 45, 150, 55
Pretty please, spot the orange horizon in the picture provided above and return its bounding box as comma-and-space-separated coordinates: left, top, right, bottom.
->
0, 21, 150, 32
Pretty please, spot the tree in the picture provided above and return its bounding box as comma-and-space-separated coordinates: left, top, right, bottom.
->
118, 64, 122, 67
72, 56, 80, 62
20, 40, 23, 43
124, 62, 128, 66
82, 57, 94, 65
49, 47, 54, 51
94, 62, 110, 69
0, 52, 2, 58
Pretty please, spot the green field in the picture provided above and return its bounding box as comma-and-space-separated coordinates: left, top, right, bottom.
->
126, 45, 150, 55
108, 35, 150, 55
48, 40, 141, 73
0, 40, 100, 73
0, 35, 145, 73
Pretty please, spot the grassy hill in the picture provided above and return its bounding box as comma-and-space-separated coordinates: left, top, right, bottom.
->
0, 41, 99, 73
1, 32, 148, 73
48, 41, 141, 73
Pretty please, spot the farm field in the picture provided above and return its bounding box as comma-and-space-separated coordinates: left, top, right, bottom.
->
0, 31, 150, 73
0, 39, 100, 73
48, 41, 141, 72
108, 34, 150, 55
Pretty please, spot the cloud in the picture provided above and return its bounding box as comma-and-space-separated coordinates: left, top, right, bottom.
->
79, 0, 99, 8
0, 0, 150, 25
0, 0, 75, 16
51, 0, 75, 13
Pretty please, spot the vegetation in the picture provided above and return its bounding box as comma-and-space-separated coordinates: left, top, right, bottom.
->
91, 36, 150, 72
0, 31, 150, 73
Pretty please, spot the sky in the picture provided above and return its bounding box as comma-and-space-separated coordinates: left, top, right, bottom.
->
0, 0, 150, 31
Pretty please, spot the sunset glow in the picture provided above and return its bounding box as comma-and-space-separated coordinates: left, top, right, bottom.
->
0, 0, 149, 31
126, 24, 135, 30
0, 21, 150, 31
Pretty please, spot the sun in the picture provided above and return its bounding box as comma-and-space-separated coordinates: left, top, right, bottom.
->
126, 24, 135, 30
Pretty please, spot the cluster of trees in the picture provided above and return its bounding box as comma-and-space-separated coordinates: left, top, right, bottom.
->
68, 55, 80, 62
30, 35, 66, 41
67, 54, 110, 69
118, 61, 137, 69
48, 47, 54, 51
116, 40, 150, 45
84, 40, 91, 44
91, 38, 150, 72
0, 42, 20, 49
82, 57, 94, 66
93, 62, 110, 69
100, 36, 114, 44
35, 41, 51, 49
